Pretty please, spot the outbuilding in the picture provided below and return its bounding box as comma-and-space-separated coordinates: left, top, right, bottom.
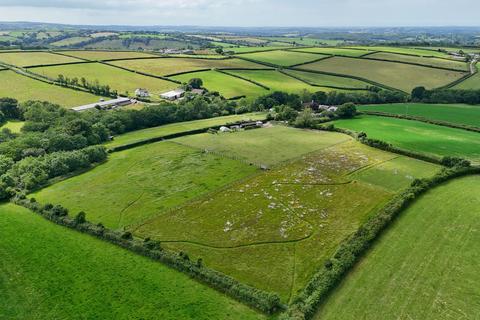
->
160, 89, 186, 100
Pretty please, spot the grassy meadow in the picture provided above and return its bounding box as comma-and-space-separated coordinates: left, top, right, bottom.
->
0, 70, 102, 107
453, 71, 480, 90
315, 175, 480, 320
110, 57, 267, 76
236, 50, 325, 66
172, 70, 267, 98
0, 120, 25, 133
29, 62, 178, 97
298, 56, 467, 92
0, 51, 82, 66
333, 115, 480, 162
349, 46, 455, 58
50, 36, 91, 46
358, 103, 480, 127
33, 141, 258, 229
291, 47, 371, 57
0, 204, 264, 320
60, 50, 159, 60
105, 113, 268, 148
283, 69, 370, 89
367, 52, 469, 70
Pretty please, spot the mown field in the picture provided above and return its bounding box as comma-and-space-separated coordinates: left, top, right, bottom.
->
348, 46, 454, 58
0, 51, 82, 67
333, 115, 480, 162
291, 47, 371, 57
315, 175, 480, 320
227, 47, 289, 54
0, 204, 264, 320
283, 70, 370, 89
50, 36, 91, 47
227, 70, 320, 93
110, 57, 267, 77
358, 103, 480, 127
298, 57, 467, 92
33, 141, 258, 229
0, 70, 102, 107
236, 50, 325, 66
60, 50, 159, 60
172, 70, 267, 98
453, 71, 480, 90
29, 62, 177, 97
367, 52, 469, 70
105, 113, 267, 148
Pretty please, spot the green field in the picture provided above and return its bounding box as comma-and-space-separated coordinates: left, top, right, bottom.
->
263, 37, 343, 46
283, 70, 370, 89
228, 70, 323, 93
299, 56, 467, 92
0, 204, 264, 320
358, 103, 480, 127
29, 62, 177, 98
110, 57, 267, 76
50, 36, 92, 47
236, 50, 324, 66
106, 113, 268, 148
333, 115, 480, 162
0, 70, 103, 107
228, 47, 290, 54
172, 70, 267, 98
453, 71, 480, 90
349, 46, 455, 58
315, 175, 480, 320
291, 47, 371, 57
0, 120, 24, 133
60, 50, 159, 60
367, 52, 469, 70
0, 51, 82, 67
33, 141, 258, 229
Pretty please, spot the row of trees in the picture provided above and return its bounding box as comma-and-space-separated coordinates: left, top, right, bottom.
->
56, 75, 118, 97
412, 86, 480, 105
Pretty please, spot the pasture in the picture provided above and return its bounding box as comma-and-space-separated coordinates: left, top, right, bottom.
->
60, 50, 159, 61
0, 70, 102, 107
236, 50, 325, 66
349, 46, 454, 58
333, 115, 480, 162
29, 62, 178, 98
357, 103, 480, 127
105, 112, 268, 149
315, 175, 480, 320
50, 36, 91, 46
0, 51, 82, 67
454, 71, 480, 90
367, 52, 469, 71
299, 56, 467, 92
110, 57, 267, 77
291, 47, 371, 57
227, 47, 289, 54
0, 204, 263, 320
283, 70, 370, 89
172, 70, 267, 98
32, 141, 258, 229
0, 120, 24, 133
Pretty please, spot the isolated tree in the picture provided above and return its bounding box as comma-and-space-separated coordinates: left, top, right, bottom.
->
294, 108, 314, 128
188, 78, 203, 89
336, 102, 357, 118
215, 47, 224, 54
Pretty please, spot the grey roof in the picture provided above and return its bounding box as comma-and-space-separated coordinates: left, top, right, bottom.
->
72, 97, 132, 112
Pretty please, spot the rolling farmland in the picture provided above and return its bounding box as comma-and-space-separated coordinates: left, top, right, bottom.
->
315, 175, 480, 320
0, 204, 264, 320
299, 56, 467, 92
453, 70, 480, 90
282, 69, 370, 89
333, 115, 480, 162
0, 51, 82, 66
366, 52, 469, 70
291, 47, 371, 57
61, 50, 159, 60
357, 103, 480, 127
236, 50, 325, 66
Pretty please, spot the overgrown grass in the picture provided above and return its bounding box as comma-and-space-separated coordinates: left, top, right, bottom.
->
358, 103, 480, 127
0, 120, 24, 133
29, 62, 178, 98
454, 71, 480, 90
171, 70, 267, 98
0, 51, 82, 66
0, 70, 103, 107
299, 56, 467, 92
237, 50, 324, 66
333, 115, 480, 162
315, 175, 480, 320
0, 203, 265, 320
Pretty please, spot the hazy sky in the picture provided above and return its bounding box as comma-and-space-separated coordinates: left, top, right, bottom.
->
0, 0, 479, 27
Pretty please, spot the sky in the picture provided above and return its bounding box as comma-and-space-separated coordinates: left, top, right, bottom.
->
0, 0, 479, 27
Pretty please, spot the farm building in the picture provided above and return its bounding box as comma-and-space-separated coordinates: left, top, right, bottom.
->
72, 97, 132, 112
160, 89, 186, 100
135, 88, 150, 97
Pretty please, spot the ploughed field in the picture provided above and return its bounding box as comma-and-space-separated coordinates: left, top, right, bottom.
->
315, 175, 480, 320
332, 115, 480, 163
0, 204, 264, 320
32, 125, 440, 301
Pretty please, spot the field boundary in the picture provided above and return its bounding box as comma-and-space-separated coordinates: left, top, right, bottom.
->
216, 69, 271, 90
99, 61, 182, 84
279, 69, 369, 91
360, 111, 480, 133
439, 61, 478, 89
359, 55, 469, 73
283, 165, 480, 319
